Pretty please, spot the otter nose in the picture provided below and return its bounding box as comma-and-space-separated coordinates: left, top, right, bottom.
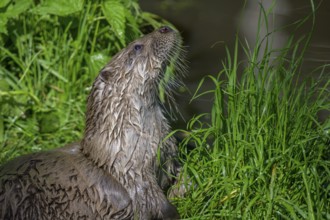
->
159, 26, 173, 34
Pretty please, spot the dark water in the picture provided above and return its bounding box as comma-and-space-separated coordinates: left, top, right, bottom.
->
140, 0, 330, 126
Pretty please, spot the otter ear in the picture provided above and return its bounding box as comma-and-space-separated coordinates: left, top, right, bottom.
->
99, 68, 114, 82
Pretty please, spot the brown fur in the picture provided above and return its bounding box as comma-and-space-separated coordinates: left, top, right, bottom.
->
0, 26, 185, 220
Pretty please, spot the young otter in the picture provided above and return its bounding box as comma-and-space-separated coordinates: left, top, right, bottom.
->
0, 26, 185, 220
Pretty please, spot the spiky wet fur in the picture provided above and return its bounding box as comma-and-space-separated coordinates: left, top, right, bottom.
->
82, 27, 184, 218
0, 27, 185, 220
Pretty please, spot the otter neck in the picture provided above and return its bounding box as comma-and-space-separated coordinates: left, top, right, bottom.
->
81, 75, 169, 177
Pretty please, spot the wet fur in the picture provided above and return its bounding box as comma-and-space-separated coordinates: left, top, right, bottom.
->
0, 27, 185, 220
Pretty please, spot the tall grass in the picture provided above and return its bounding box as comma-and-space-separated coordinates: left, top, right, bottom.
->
173, 2, 330, 219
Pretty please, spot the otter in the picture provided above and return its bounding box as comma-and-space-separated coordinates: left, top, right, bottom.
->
0, 26, 185, 220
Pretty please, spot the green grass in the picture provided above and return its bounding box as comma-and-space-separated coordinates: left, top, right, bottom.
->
0, 0, 170, 163
1, 0, 329, 219
172, 2, 330, 219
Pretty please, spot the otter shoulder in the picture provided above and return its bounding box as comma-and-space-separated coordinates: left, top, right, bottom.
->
0, 143, 133, 219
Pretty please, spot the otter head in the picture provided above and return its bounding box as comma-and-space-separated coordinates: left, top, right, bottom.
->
99, 26, 183, 89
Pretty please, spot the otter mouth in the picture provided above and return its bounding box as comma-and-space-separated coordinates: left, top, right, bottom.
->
161, 60, 170, 74
158, 27, 185, 76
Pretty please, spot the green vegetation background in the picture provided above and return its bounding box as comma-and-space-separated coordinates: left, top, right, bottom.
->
0, 0, 165, 159
0, 0, 329, 219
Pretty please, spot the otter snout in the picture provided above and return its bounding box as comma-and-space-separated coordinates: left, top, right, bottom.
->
159, 26, 174, 34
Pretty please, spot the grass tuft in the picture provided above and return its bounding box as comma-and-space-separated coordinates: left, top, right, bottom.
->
173, 2, 330, 219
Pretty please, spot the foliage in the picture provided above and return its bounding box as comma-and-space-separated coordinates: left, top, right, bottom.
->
172, 2, 330, 219
0, 0, 167, 163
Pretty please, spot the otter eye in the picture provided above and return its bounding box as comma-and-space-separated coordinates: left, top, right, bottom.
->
134, 44, 143, 51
